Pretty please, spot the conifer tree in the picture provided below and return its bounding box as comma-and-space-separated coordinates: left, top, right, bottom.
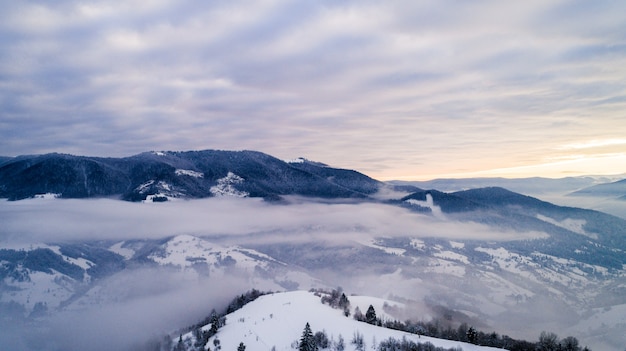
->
174, 334, 185, 351
210, 310, 221, 335
339, 293, 350, 316
467, 327, 478, 344
299, 322, 318, 351
365, 305, 377, 325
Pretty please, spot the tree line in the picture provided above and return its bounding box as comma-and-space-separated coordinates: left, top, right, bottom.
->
313, 288, 591, 351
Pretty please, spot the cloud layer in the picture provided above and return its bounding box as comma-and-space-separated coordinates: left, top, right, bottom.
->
0, 197, 547, 246
1, 0, 625, 179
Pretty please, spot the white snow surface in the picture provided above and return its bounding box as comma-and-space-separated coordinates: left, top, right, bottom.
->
32, 193, 60, 199
135, 180, 155, 192
354, 238, 406, 256
148, 235, 281, 277
536, 214, 598, 239
175, 169, 204, 178
182, 291, 504, 351
210, 172, 249, 197
410, 238, 426, 250
286, 157, 306, 163
1, 269, 79, 312
109, 241, 135, 260
434, 250, 470, 265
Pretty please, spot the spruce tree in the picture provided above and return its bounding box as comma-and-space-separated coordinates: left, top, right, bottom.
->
339, 293, 350, 316
365, 305, 377, 325
210, 310, 220, 335
467, 327, 478, 344
299, 322, 318, 351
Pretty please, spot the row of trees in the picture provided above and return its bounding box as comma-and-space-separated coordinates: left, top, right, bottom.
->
378, 337, 465, 351
299, 319, 590, 351
347, 300, 590, 351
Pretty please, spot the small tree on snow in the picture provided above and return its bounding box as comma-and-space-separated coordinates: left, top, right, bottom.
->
335, 334, 345, 351
174, 334, 185, 351
365, 305, 377, 325
314, 331, 329, 349
339, 293, 350, 315
210, 310, 220, 335
299, 322, 318, 351
353, 306, 364, 321
237, 342, 246, 351
351, 331, 365, 351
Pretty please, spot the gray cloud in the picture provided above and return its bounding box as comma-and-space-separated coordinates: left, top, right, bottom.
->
1, 0, 625, 178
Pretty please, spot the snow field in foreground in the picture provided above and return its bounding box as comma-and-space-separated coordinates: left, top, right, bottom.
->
189, 291, 504, 351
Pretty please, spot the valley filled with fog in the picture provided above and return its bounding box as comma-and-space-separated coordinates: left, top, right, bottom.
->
1, 191, 625, 351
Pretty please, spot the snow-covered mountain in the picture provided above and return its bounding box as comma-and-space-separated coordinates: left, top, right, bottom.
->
0, 235, 321, 317
1, 150, 625, 350
0, 150, 383, 201
175, 290, 504, 351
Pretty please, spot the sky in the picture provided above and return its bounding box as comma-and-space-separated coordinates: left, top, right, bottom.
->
1, 0, 625, 180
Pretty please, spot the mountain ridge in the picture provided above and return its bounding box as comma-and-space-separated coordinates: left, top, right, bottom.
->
570, 178, 626, 199
0, 150, 383, 202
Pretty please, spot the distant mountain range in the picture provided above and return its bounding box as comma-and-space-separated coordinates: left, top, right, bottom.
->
570, 178, 626, 200
3, 150, 624, 202
389, 175, 626, 196
2, 149, 626, 350
0, 150, 385, 201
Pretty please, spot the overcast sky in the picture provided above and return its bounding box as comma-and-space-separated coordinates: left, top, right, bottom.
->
1, 0, 625, 180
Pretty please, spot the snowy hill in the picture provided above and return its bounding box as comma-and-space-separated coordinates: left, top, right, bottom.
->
176, 290, 504, 351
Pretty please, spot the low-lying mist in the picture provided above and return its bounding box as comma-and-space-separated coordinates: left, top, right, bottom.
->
0, 196, 546, 245
0, 266, 249, 351
0, 196, 617, 350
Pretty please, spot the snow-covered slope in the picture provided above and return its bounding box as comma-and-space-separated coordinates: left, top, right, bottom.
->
146, 235, 320, 290
177, 291, 503, 351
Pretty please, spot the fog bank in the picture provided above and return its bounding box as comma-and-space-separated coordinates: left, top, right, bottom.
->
0, 197, 547, 246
